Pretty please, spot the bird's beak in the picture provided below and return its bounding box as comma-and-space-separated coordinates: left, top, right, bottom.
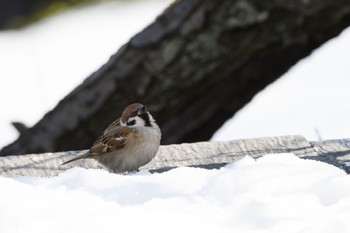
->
138, 106, 146, 115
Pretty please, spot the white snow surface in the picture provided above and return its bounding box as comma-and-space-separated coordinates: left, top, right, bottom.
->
1, 2, 350, 232
1, 153, 350, 233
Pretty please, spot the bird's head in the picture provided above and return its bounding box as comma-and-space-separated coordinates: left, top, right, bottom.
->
121, 103, 156, 128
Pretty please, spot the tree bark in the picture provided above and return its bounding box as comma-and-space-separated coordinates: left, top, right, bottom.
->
1, 0, 350, 156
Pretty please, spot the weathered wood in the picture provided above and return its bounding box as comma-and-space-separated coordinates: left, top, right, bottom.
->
310, 139, 350, 173
2, 0, 350, 156
0, 135, 320, 177
2, 135, 350, 177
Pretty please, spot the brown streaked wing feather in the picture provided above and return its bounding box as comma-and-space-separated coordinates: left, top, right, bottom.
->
88, 127, 136, 156
102, 118, 121, 134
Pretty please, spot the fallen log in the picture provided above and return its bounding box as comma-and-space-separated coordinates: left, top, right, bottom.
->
1, 135, 349, 177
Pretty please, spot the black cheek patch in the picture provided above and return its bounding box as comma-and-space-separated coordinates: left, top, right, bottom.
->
127, 120, 136, 126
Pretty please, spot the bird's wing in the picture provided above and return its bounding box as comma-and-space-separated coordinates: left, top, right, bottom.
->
62, 125, 136, 165
88, 126, 136, 155
102, 118, 121, 135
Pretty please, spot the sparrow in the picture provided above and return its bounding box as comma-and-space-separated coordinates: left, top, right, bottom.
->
62, 103, 161, 173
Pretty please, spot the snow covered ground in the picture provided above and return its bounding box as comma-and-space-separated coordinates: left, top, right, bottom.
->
1, 153, 350, 233
1, 2, 350, 232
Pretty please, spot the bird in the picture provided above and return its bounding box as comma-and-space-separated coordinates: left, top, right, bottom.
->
62, 103, 161, 173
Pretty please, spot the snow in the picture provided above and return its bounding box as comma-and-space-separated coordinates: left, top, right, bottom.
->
0, 153, 350, 233
1, 3, 350, 231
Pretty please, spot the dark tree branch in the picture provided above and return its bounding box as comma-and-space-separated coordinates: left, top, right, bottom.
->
1, 0, 350, 156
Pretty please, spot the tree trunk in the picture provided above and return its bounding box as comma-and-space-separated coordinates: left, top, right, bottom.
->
1, 0, 350, 156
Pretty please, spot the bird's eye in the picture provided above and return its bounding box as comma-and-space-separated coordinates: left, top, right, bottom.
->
130, 111, 137, 117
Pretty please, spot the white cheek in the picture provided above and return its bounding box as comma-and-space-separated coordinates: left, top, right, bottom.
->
134, 117, 145, 127
127, 116, 144, 127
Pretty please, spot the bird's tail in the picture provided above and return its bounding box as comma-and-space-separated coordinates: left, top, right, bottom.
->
61, 153, 90, 166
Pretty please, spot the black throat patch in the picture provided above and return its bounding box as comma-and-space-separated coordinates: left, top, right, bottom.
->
140, 113, 152, 127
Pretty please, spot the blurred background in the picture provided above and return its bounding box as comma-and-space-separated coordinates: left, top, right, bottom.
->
0, 0, 350, 151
